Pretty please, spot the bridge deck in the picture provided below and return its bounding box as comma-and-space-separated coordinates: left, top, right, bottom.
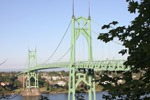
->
21, 60, 130, 74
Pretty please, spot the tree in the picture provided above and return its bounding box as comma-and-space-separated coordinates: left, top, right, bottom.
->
98, 0, 150, 99
39, 75, 45, 88
0, 72, 22, 99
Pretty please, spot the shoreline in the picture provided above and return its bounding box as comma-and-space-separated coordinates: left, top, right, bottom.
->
48, 90, 102, 94
1, 90, 103, 96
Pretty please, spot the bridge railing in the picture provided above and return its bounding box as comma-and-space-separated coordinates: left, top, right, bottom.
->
18, 60, 130, 75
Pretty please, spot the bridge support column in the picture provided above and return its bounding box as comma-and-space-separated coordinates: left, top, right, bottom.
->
26, 71, 39, 88
88, 69, 96, 100
22, 49, 41, 96
68, 1, 96, 99
22, 88, 41, 96
68, 66, 76, 100
22, 71, 41, 96
72, 69, 96, 100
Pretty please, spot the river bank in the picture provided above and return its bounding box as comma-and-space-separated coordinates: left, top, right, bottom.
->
0, 92, 108, 100
1, 87, 103, 96
1, 91, 102, 96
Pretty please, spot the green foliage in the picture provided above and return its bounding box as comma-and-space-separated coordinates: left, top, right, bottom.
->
44, 82, 49, 91
0, 72, 22, 99
60, 70, 69, 76
98, 0, 150, 99
39, 75, 45, 88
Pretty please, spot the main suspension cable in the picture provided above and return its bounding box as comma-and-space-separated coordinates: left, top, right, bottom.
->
92, 30, 122, 45
44, 20, 72, 64
55, 46, 71, 63
92, 19, 123, 45
0, 60, 7, 65
91, 19, 102, 27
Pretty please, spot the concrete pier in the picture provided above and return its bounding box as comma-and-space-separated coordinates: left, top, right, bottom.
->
22, 88, 41, 96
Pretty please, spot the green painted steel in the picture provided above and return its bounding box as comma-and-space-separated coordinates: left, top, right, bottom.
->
26, 50, 39, 88
20, 9, 131, 100
21, 60, 130, 74
20, 15, 131, 99
21, 29, 131, 99
68, 15, 95, 100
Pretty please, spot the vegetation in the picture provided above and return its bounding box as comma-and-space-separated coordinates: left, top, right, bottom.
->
98, 0, 150, 99
0, 72, 22, 99
0, 70, 102, 100
39, 75, 46, 88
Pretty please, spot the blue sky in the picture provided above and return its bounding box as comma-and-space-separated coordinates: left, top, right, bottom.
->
0, 0, 137, 71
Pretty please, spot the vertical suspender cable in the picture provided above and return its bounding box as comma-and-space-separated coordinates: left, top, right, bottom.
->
43, 20, 72, 64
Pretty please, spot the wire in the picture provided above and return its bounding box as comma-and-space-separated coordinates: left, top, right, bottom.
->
82, 37, 85, 61
44, 20, 72, 64
74, 19, 92, 40
82, 27, 92, 39
0, 60, 7, 65
91, 19, 123, 46
96, 38, 98, 60
55, 46, 71, 63
38, 56, 43, 65
79, 37, 81, 61
91, 19, 102, 27
102, 41, 104, 60
92, 30, 122, 45
76, 19, 121, 46
92, 19, 114, 29
55, 19, 91, 63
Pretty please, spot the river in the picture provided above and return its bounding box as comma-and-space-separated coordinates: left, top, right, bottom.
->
0, 92, 108, 100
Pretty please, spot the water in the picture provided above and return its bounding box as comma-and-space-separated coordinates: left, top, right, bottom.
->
0, 92, 107, 100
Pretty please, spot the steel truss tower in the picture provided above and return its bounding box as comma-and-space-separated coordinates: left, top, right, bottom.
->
68, 15, 96, 100
26, 50, 39, 88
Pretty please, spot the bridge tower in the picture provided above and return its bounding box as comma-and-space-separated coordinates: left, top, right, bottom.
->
68, 0, 96, 100
26, 49, 38, 88
22, 49, 41, 96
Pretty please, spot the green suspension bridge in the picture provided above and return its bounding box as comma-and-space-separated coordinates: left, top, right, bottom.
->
20, 1, 130, 100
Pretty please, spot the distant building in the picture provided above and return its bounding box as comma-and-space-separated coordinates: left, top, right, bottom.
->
117, 79, 124, 84
1, 74, 5, 77
101, 81, 110, 85
52, 76, 61, 80
41, 73, 48, 76
132, 75, 137, 79
57, 81, 66, 86
61, 76, 69, 80
0, 82, 10, 86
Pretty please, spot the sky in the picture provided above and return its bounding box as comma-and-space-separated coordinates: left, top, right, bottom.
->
0, 0, 137, 71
